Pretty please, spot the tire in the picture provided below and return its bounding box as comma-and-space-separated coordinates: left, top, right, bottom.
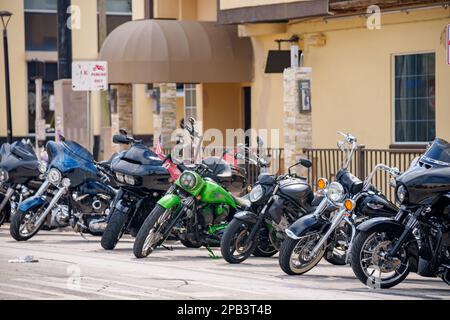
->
252, 227, 278, 257
180, 239, 202, 248
220, 219, 258, 264
133, 205, 173, 258
10, 209, 46, 241
350, 229, 410, 289
101, 210, 127, 250
278, 233, 325, 275
253, 245, 278, 257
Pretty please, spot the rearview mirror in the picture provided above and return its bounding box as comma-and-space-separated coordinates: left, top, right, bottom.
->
119, 128, 128, 136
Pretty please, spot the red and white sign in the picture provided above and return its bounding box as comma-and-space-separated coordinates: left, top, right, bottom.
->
72, 61, 108, 91
447, 24, 450, 66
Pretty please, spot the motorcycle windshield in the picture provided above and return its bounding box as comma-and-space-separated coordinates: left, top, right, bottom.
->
47, 140, 96, 174
202, 157, 232, 178
10, 140, 37, 161
421, 138, 450, 166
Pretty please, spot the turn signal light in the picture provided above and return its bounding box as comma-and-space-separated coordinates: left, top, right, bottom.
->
317, 178, 328, 190
344, 199, 356, 212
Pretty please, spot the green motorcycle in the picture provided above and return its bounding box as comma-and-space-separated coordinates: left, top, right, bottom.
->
133, 163, 251, 258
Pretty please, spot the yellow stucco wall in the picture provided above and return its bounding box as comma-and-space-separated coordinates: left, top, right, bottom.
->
287, 7, 450, 148
248, 7, 450, 149
0, 0, 27, 137
202, 83, 243, 146
72, 0, 101, 136
250, 34, 287, 147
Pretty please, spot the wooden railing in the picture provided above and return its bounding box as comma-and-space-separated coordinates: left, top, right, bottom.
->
303, 146, 425, 202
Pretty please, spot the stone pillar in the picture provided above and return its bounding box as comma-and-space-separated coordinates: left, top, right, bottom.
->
111, 84, 133, 153
154, 83, 177, 149
283, 67, 313, 176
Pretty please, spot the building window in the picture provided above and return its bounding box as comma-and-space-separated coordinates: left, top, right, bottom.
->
28, 62, 58, 135
394, 52, 436, 143
98, 0, 132, 48
184, 84, 197, 120
25, 0, 57, 51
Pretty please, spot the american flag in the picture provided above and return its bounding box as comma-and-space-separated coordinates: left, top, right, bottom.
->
155, 135, 163, 155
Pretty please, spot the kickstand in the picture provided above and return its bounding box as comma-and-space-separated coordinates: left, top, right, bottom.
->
79, 232, 90, 242
206, 246, 220, 259
162, 244, 173, 251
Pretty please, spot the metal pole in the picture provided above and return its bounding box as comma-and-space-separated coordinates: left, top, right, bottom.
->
3, 28, 12, 143
57, 0, 72, 79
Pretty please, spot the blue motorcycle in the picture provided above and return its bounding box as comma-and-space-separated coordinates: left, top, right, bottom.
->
10, 136, 117, 241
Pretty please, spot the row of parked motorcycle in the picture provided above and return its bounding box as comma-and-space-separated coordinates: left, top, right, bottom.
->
1, 118, 449, 290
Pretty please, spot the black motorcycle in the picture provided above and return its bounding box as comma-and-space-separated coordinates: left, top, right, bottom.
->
351, 138, 450, 289
278, 133, 399, 275
10, 136, 117, 241
100, 133, 173, 250
0, 140, 45, 226
220, 158, 325, 264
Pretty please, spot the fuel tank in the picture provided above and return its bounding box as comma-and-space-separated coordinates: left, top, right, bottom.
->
356, 192, 398, 218
278, 177, 314, 207
202, 157, 246, 196
111, 144, 171, 192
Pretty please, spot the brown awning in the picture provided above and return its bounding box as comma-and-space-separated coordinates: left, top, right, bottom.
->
99, 20, 254, 84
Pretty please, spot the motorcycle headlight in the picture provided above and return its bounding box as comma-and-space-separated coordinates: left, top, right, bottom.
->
327, 182, 345, 204
38, 161, 47, 174
48, 168, 62, 185
180, 172, 197, 190
116, 172, 125, 183
249, 184, 264, 203
0, 169, 8, 183
396, 185, 408, 204
124, 175, 136, 186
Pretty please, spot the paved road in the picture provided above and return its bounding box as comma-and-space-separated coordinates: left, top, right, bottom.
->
0, 225, 448, 300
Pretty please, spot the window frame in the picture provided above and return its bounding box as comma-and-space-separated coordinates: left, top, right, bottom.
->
391, 50, 436, 145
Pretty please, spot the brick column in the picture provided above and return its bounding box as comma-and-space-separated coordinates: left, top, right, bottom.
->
111, 84, 133, 153
154, 83, 177, 149
283, 67, 313, 176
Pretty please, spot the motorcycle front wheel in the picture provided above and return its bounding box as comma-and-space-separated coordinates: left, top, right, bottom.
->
9, 205, 48, 241
220, 219, 258, 264
278, 231, 325, 275
101, 209, 127, 250
133, 205, 174, 258
351, 228, 410, 289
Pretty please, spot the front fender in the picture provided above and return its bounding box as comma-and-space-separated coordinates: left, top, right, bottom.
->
356, 217, 403, 232
286, 214, 330, 239
233, 211, 258, 224
356, 217, 419, 272
157, 194, 182, 210
18, 196, 45, 213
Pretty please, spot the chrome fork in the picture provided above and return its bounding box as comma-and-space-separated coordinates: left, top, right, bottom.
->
307, 208, 347, 260
32, 185, 68, 228
0, 187, 15, 212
